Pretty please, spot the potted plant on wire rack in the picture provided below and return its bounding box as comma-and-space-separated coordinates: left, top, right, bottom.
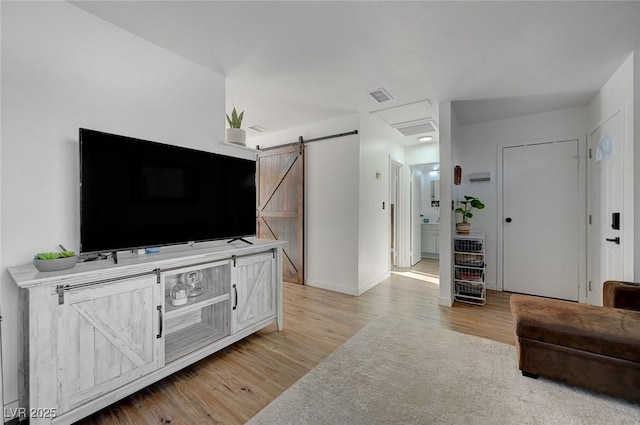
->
225, 105, 246, 146
455, 195, 485, 234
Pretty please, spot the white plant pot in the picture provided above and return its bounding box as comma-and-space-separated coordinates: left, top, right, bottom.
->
226, 128, 246, 146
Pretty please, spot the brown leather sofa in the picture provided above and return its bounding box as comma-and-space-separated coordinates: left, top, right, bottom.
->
510, 281, 640, 403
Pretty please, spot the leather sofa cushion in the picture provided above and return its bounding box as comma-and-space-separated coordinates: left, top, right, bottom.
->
603, 281, 640, 311
511, 294, 640, 363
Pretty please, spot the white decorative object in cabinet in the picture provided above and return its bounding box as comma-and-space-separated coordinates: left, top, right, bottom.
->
9, 239, 284, 425
162, 260, 231, 364
453, 232, 486, 305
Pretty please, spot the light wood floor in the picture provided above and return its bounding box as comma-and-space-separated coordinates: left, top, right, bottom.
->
79, 259, 515, 425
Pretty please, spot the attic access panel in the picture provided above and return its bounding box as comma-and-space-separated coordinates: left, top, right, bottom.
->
370, 100, 438, 138
393, 119, 438, 136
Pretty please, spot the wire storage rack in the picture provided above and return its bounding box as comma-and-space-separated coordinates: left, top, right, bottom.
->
453, 232, 486, 305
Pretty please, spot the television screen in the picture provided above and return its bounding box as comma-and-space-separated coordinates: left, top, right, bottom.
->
80, 128, 256, 254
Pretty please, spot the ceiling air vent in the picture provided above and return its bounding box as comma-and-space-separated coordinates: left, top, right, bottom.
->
368, 87, 393, 103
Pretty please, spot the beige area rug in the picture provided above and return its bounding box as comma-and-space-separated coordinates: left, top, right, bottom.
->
248, 316, 640, 425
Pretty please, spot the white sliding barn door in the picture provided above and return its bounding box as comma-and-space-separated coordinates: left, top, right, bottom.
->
502, 140, 580, 301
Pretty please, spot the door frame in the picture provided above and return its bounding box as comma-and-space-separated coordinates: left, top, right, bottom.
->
496, 135, 587, 302
389, 159, 400, 268
586, 106, 634, 304
389, 158, 408, 268
409, 166, 421, 266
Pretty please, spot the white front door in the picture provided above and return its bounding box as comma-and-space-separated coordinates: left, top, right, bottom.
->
411, 168, 422, 265
502, 140, 580, 300
588, 111, 624, 305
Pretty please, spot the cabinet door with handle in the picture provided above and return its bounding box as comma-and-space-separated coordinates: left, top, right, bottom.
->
55, 275, 162, 414
231, 252, 277, 333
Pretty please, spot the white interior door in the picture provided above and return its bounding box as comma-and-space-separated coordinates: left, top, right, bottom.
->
502, 140, 580, 300
589, 111, 624, 305
411, 168, 422, 265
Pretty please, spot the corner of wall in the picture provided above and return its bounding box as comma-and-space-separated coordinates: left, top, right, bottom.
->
357, 113, 406, 284
438, 102, 454, 307
357, 271, 390, 296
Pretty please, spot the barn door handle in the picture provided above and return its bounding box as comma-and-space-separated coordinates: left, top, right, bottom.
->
157, 305, 163, 339
605, 237, 620, 245
232, 284, 238, 310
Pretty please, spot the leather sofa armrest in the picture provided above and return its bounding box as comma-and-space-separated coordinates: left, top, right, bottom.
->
603, 280, 640, 311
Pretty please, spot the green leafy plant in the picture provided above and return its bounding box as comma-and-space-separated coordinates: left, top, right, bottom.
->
455, 196, 485, 224
35, 251, 75, 260
226, 105, 244, 129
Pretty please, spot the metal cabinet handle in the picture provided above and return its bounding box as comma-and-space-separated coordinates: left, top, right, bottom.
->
233, 284, 238, 310
157, 305, 163, 339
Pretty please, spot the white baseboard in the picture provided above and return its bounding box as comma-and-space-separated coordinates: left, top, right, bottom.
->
357, 272, 390, 295
438, 296, 453, 307
485, 281, 497, 291
306, 272, 391, 297
306, 279, 358, 296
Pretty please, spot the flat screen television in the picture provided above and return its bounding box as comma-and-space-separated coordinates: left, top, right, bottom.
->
79, 128, 256, 254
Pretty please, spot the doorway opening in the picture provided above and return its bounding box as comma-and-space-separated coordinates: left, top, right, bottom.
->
411, 162, 440, 264
390, 160, 402, 268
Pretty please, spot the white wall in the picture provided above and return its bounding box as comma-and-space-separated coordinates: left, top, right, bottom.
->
249, 112, 408, 295
454, 106, 588, 290
405, 143, 439, 165
306, 134, 360, 293
249, 114, 361, 294
438, 102, 456, 306
1, 1, 228, 409
357, 114, 406, 293
247, 114, 359, 149
588, 52, 635, 280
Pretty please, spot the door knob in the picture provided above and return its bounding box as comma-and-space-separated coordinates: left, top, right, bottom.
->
505, 217, 512, 223
605, 237, 620, 245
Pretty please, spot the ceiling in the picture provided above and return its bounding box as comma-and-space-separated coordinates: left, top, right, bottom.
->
71, 1, 640, 145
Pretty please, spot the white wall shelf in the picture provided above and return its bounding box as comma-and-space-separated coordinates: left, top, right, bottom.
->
221, 141, 258, 153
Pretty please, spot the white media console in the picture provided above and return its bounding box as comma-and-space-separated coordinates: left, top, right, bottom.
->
9, 239, 285, 424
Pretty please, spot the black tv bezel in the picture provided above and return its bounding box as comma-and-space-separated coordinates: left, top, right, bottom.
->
79, 128, 257, 255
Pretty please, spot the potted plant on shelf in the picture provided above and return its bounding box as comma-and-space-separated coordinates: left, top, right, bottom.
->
33, 250, 78, 272
455, 195, 485, 234
225, 105, 246, 146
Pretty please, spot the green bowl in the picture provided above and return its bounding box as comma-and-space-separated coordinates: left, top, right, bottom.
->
33, 256, 78, 272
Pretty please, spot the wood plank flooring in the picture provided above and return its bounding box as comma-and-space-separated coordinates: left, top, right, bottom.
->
78, 259, 515, 425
